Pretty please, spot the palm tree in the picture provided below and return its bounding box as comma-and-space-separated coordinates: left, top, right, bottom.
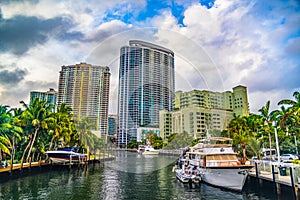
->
227, 115, 251, 163
0, 105, 13, 161
0, 136, 11, 155
75, 116, 95, 153
47, 104, 73, 150
277, 91, 300, 153
19, 99, 52, 163
278, 91, 300, 115
258, 100, 273, 160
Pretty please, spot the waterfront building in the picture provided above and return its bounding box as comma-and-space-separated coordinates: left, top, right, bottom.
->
30, 88, 57, 112
173, 85, 249, 116
57, 63, 110, 137
118, 40, 175, 147
108, 114, 118, 137
160, 85, 249, 139
232, 85, 249, 117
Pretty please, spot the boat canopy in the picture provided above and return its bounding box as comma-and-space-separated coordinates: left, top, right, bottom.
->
206, 154, 237, 161
202, 137, 232, 142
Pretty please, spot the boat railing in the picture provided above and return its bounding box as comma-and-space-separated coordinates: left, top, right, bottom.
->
69, 154, 86, 164
204, 144, 232, 148
206, 160, 239, 167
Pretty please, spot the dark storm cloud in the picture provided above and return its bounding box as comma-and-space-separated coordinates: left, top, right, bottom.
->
0, 68, 27, 85
0, 15, 84, 55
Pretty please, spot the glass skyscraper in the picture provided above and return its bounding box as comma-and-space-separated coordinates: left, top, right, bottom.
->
118, 40, 175, 147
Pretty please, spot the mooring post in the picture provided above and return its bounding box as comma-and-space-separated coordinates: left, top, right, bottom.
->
69, 155, 72, 169
290, 167, 298, 200
272, 164, 280, 195
255, 162, 259, 178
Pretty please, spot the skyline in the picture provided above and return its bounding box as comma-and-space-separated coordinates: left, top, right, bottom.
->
0, 0, 299, 114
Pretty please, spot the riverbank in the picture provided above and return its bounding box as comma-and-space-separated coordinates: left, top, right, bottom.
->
0, 157, 114, 183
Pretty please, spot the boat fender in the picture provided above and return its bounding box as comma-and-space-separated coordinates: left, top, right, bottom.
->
238, 170, 248, 175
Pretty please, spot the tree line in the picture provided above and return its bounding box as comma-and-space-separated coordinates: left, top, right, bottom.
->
0, 98, 104, 167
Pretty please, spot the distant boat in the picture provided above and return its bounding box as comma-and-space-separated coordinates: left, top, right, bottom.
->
185, 137, 253, 191
46, 147, 87, 164
137, 145, 159, 155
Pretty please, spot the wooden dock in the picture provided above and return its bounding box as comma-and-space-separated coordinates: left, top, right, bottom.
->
0, 156, 115, 182
0, 161, 50, 173
248, 161, 300, 199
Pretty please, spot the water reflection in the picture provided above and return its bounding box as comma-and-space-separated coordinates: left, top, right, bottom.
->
107, 151, 177, 174
0, 151, 283, 200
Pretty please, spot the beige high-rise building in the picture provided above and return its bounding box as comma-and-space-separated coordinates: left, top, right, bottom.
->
57, 63, 110, 136
160, 85, 249, 140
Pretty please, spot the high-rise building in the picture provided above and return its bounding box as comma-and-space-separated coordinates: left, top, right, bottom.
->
160, 86, 249, 140
30, 88, 57, 111
108, 114, 118, 137
174, 85, 249, 116
118, 40, 175, 146
232, 85, 249, 117
57, 63, 110, 136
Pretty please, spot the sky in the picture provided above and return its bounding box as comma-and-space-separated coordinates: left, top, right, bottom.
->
0, 0, 299, 114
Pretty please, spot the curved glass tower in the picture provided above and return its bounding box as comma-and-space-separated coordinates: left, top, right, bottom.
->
118, 40, 175, 147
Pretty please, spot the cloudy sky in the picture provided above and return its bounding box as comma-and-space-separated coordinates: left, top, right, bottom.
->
0, 0, 299, 114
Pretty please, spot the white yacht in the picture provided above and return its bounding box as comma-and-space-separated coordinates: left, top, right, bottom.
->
143, 145, 160, 155
186, 137, 253, 191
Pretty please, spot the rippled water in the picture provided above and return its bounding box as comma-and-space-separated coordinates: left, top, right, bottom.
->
0, 151, 288, 199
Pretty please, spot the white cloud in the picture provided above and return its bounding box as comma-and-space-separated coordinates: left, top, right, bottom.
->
149, 0, 300, 113
0, 0, 299, 115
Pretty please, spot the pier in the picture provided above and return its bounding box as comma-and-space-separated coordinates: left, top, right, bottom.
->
248, 160, 300, 199
0, 153, 115, 182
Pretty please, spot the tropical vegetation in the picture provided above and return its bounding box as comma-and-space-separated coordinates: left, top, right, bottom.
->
0, 99, 105, 167
224, 91, 300, 162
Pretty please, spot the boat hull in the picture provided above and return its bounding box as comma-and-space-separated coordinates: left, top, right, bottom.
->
175, 169, 199, 183
46, 150, 87, 164
198, 166, 252, 191
142, 151, 159, 155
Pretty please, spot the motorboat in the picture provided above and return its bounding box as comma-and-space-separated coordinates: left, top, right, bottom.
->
137, 145, 159, 155
137, 145, 146, 154
175, 168, 199, 183
186, 137, 253, 191
143, 145, 159, 155
174, 165, 200, 184
46, 147, 87, 164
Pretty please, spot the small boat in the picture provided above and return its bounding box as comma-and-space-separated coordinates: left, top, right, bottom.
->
142, 145, 159, 155
185, 137, 253, 191
137, 145, 159, 155
46, 147, 87, 164
175, 167, 200, 184
137, 145, 146, 154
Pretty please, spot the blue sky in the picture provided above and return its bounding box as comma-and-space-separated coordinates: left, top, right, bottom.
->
0, 0, 299, 114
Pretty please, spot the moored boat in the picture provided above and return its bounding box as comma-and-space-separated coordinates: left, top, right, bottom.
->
186, 137, 253, 191
175, 168, 200, 183
46, 147, 87, 164
143, 145, 160, 155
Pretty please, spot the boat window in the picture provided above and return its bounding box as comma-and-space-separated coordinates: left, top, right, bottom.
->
206, 154, 237, 160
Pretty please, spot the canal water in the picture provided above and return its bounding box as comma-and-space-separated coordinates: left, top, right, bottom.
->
0, 151, 290, 199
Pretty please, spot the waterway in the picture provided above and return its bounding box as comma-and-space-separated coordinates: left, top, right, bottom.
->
0, 151, 290, 199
